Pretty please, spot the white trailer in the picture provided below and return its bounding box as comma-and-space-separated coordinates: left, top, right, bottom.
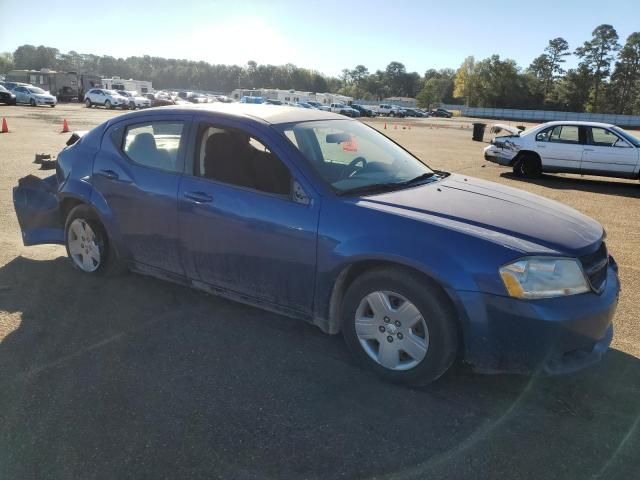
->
102, 76, 153, 94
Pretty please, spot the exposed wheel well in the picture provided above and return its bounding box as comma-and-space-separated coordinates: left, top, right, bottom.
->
326, 260, 462, 342
512, 150, 541, 166
60, 197, 84, 225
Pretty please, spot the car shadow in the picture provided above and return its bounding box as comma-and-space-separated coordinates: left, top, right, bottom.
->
1, 256, 639, 480
500, 171, 640, 199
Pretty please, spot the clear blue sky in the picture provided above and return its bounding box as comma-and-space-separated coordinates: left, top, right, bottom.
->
1, 0, 638, 76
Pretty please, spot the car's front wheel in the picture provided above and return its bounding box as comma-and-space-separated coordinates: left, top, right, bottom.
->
29, 98, 36, 107
341, 268, 458, 386
64, 205, 124, 275
85, 98, 92, 108
105, 100, 112, 109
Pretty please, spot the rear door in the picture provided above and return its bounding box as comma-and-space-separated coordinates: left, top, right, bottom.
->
538, 124, 584, 172
581, 126, 639, 178
93, 114, 192, 274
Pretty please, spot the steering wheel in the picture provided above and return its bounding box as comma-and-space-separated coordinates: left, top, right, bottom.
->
339, 156, 368, 180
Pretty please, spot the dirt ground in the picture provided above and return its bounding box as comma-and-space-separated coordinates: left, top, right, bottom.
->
0, 104, 639, 479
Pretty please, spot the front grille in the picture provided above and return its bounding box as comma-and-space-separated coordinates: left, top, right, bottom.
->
579, 242, 608, 293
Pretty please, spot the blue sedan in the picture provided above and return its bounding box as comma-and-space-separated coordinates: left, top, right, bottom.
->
13, 104, 619, 385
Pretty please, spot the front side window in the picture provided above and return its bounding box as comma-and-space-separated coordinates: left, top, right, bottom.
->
195, 126, 291, 196
590, 128, 622, 147
549, 125, 580, 144
122, 121, 184, 172
278, 120, 435, 194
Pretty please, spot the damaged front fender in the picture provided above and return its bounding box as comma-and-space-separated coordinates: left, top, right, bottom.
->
13, 174, 64, 246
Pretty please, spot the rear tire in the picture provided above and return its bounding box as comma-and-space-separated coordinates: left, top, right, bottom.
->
85, 98, 92, 108
513, 153, 542, 178
64, 205, 126, 276
30, 98, 36, 107
341, 267, 458, 386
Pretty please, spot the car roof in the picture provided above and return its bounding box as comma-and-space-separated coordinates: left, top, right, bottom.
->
127, 102, 348, 124
539, 120, 616, 128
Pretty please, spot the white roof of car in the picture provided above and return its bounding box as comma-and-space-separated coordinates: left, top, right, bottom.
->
538, 120, 616, 128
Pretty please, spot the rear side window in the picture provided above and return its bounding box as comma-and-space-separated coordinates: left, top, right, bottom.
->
549, 125, 580, 144
122, 121, 184, 172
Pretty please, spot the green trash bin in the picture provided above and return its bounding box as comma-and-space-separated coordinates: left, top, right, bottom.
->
472, 123, 486, 142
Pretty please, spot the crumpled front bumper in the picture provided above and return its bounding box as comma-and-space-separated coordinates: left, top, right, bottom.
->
13, 174, 64, 246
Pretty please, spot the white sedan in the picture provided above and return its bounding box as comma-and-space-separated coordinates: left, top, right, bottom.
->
484, 121, 640, 180
11, 85, 57, 107
117, 90, 151, 109
84, 89, 129, 109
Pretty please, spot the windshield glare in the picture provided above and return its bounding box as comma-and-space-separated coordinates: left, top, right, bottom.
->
278, 120, 434, 193
28, 87, 46, 94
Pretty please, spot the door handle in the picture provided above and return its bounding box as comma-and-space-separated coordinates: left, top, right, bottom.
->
584, 148, 594, 152
184, 191, 213, 203
98, 169, 119, 180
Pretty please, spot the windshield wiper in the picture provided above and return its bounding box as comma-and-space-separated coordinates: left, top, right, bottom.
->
337, 172, 436, 196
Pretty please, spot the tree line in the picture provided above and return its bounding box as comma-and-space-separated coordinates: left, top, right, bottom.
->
1, 24, 638, 114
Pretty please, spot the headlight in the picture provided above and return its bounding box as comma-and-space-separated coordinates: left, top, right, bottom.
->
499, 257, 590, 299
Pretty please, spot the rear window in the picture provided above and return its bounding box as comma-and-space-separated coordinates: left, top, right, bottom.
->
122, 121, 184, 172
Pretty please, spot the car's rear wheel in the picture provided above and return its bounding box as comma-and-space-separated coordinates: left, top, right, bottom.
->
105, 100, 112, 109
513, 153, 542, 178
85, 98, 92, 108
64, 205, 125, 276
341, 268, 458, 386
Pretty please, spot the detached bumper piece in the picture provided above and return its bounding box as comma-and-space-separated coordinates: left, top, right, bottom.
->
13, 174, 64, 246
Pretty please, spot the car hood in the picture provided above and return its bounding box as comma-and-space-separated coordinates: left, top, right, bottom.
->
358, 174, 603, 256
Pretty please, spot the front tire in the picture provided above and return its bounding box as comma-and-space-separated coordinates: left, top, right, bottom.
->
105, 100, 112, 109
64, 205, 125, 276
85, 98, 92, 108
30, 98, 36, 107
341, 268, 458, 386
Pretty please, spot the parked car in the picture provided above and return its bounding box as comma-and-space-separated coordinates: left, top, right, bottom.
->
12, 104, 619, 386
240, 96, 264, 104
330, 103, 360, 117
296, 102, 314, 109
11, 85, 57, 107
265, 99, 283, 105
117, 90, 152, 109
484, 121, 640, 180
351, 104, 377, 117
378, 104, 405, 117
84, 89, 129, 109
144, 92, 175, 107
403, 108, 426, 118
306, 100, 330, 111
1, 81, 30, 91
430, 108, 453, 118
0, 84, 17, 105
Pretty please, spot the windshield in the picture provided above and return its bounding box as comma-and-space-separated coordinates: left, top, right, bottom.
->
0, 85, 7, 92
105, 90, 119, 95
612, 126, 640, 147
28, 87, 46, 94
277, 120, 435, 194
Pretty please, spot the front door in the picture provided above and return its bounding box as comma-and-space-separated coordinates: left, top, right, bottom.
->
178, 118, 319, 314
539, 124, 584, 172
92, 115, 191, 274
581, 126, 639, 178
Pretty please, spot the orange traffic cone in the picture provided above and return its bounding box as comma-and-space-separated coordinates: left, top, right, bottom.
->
61, 119, 70, 133
394, 124, 397, 130
1, 118, 8, 133
384, 123, 387, 130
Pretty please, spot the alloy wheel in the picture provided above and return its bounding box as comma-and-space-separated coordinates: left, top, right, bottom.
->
67, 219, 101, 272
354, 290, 429, 371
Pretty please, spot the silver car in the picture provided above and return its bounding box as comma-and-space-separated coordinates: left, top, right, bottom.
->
12, 85, 57, 107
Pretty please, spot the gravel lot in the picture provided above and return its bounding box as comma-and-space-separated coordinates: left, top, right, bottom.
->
0, 104, 639, 480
